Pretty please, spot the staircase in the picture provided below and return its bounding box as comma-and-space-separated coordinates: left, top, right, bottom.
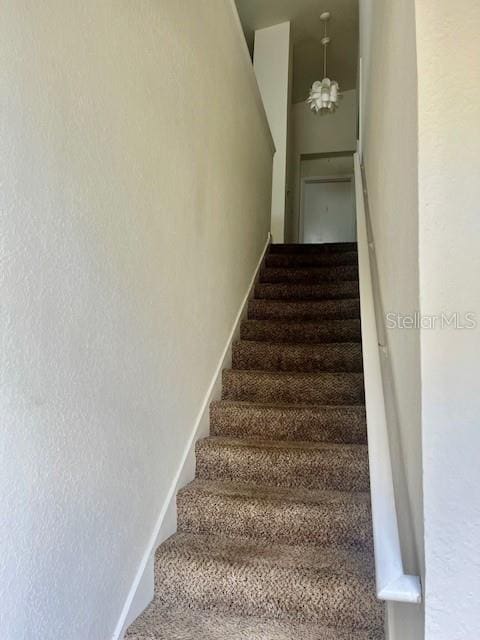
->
125, 243, 384, 640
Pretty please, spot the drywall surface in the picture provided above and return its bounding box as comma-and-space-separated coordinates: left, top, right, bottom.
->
416, 2, 480, 638
254, 22, 292, 243
293, 91, 357, 157
288, 90, 357, 242
360, 0, 424, 637
0, 2, 273, 639
301, 155, 353, 179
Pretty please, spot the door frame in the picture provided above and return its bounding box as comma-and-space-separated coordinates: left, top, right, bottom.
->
299, 174, 354, 244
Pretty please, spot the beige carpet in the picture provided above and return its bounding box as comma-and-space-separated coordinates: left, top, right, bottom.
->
125, 242, 384, 639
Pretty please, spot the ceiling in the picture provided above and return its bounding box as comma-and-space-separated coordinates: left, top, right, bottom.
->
235, 0, 358, 104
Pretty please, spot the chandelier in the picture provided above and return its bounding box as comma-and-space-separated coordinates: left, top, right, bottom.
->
306, 11, 340, 113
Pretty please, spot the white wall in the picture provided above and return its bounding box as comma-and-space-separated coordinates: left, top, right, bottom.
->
301, 155, 353, 179
254, 22, 292, 243
359, 1, 424, 637
416, 2, 480, 638
293, 91, 357, 157
288, 90, 357, 242
0, 2, 273, 639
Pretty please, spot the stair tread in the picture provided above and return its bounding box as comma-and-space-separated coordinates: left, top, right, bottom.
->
250, 296, 360, 303
197, 435, 368, 453
179, 478, 371, 507
147, 532, 383, 631
210, 400, 367, 444
256, 280, 359, 286
242, 317, 362, 325
234, 338, 362, 344
259, 265, 358, 283
130, 531, 383, 634
240, 319, 362, 343
125, 603, 383, 640
255, 281, 359, 300
265, 251, 359, 268
261, 266, 358, 273
252, 295, 361, 303
223, 368, 364, 379
269, 242, 357, 254
195, 436, 369, 493
222, 369, 365, 406
178, 478, 372, 548
234, 339, 362, 350
158, 531, 375, 577
212, 399, 366, 410
248, 298, 361, 320
233, 340, 363, 373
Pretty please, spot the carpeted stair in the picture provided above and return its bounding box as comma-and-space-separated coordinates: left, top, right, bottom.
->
254, 280, 359, 300
125, 242, 384, 640
248, 297, 361, 320
240, 318, 362, 343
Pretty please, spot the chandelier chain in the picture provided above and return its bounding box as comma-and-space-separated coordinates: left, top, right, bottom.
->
305, 10, 340, 114
324, 20, 328, 78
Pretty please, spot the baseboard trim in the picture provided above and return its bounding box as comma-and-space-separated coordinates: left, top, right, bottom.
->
113, 232, 272, 639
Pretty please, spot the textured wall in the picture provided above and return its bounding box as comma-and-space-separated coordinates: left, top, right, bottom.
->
359, 0, 424, 637
0, 2, 273, 638
416, 2, 480, 638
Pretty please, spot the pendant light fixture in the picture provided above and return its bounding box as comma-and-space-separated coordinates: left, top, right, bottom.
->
306, 11, 340, 113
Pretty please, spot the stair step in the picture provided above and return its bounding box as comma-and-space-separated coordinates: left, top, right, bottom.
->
260, 265, 359, 284
178, 479, 372, 549
248, 298, 361, 321
195, 437, 369, 492
269, 242, 357, 254
209, 401, 367, 444
232, 340, 363, 373
265, 250, 358, 268
241, 318, 362, 343
222, 369, 365, 405
259, 265, 358, 284
255, 281, 359, 300
151, 532, 383, 632
125, 602, 384, 640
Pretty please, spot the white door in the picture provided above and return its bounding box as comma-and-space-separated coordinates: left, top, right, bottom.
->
301, 178, 356, 244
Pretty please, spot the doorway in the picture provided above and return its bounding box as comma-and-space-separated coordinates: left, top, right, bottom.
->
300, 175, 356, 244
